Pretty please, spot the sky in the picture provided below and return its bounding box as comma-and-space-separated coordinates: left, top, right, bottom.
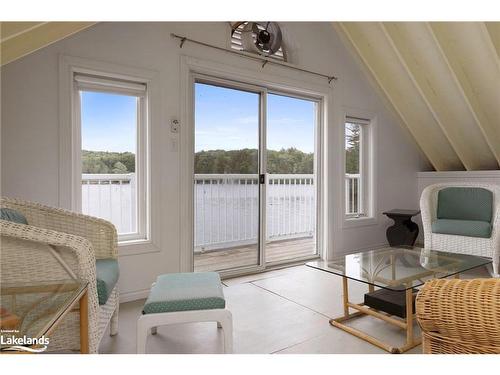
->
81, 91, 137, 153
81, 83, 317, 154
195, 83, 316, 153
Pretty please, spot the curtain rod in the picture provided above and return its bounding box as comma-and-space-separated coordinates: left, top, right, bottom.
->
170, 33, 338, 84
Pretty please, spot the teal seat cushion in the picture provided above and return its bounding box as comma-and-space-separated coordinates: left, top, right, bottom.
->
0, 208, 28, 224
432, 219, 492, 238
143, 272, 225, 314
437, 187, 493, 222
96, 259, 119, 305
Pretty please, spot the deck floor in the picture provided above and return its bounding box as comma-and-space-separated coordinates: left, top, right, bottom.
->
194, 237, 316, 272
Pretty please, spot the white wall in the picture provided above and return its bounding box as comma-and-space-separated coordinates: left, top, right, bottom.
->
1, 22, 429, 300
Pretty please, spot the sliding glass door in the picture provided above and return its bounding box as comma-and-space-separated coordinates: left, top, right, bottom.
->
265, 93, 319, 264
193, 81, 262, 272
193, 78, 320, 274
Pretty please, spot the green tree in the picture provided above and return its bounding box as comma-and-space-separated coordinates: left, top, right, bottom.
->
112, 161, 128, 173
345, 124, 360, 174
194, 148, 313, 174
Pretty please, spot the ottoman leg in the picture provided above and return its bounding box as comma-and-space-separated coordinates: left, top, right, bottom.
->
217, 322, 222, 328
110, 303, 119, 336
218, 310, 233, 354
151, 326, 158, 335
137, 316, 150, 354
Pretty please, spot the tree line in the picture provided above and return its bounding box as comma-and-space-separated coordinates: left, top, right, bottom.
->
83, 138, 358, 175
195, 148, 314, 174
82, 150, 135, 174
82, 148, 314, 174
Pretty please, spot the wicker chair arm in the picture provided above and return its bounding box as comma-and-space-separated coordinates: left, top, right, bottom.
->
419, 185, 439, 249
416, 279, 500, 349
0, 220, 101, 353
1, 197, 117, 259
492, 205, 500, 261
0, 220, 98, 279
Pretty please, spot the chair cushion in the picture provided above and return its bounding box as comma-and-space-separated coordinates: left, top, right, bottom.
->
437, 187, 493, 222
0, 208, 28, 224
142, 272, 225, 314
96, 259, 119, 305
432, 219, 492, 238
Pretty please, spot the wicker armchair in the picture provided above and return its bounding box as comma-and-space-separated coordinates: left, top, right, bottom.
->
416, 278, 500, 354
0, 197, 119, 353
420, 183, 500, 276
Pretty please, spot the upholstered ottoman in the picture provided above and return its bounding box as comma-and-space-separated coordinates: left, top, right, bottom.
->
136, 272, 233, 353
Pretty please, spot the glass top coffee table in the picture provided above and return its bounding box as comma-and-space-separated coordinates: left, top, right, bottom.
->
0, 280, 89, 353
307, 246, 491, 353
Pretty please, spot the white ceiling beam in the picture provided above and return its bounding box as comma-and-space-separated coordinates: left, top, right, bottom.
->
485, 22, 500, 60
1, 22, 96, 66
382, 22, 498, 171
0, 22, 46, 42
339, 22, 464, 171
429, 22, 500, 167
331, 22, 433, 168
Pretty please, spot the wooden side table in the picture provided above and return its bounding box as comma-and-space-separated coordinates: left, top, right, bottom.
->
383, 209, 420, 247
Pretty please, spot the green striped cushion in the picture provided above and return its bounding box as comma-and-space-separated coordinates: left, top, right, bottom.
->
143, 272, 225, 314
0, 208, 28, 224
96, 259, 119, 305
437, 187, 493, 222
432, 219, 492, 238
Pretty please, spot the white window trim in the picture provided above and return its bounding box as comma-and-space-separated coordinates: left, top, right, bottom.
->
59, 55, 161, 256
193, 75, 322, 276
342, 109, 378, 229
179, 55, 332, 272
75, 74, 149, 243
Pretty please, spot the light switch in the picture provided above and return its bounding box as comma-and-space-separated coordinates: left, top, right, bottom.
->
170, 137, 178, 152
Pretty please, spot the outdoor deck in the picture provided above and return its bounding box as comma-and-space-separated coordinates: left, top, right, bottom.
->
194, 237, 316, 272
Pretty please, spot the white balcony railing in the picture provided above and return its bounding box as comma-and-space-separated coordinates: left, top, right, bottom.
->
82, 172, 361, 250
82, 173, 136, 234
194, 174, 316, 251
345, 173, 361, 216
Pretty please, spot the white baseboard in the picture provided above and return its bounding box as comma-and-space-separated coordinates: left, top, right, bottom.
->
120, 289, 150, 303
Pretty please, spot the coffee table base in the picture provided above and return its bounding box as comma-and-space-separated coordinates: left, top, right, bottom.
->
330, 276, 421, 354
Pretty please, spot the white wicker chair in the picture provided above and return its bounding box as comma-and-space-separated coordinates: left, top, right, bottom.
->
0, 197, 119, 353
420, 183, 500, 276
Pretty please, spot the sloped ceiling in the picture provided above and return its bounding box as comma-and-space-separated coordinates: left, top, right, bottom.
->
1, 22, 95, 66
336, 22, 500, 171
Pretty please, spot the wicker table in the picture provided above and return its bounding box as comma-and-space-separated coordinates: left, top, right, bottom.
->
307, 246, 491, 353
0, 280, 89, 354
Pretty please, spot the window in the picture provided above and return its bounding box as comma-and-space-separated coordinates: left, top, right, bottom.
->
345, 116, 371, 218
75, 74, 149, 242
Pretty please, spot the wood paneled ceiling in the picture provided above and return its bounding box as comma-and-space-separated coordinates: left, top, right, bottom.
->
0, 22, 95, 66
336, 22, 500, 171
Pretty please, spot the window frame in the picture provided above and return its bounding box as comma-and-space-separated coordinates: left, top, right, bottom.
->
179, 55, 330, 273
192, 75, 323, 275
73, 73, 150, 243
342, 113, 377, 227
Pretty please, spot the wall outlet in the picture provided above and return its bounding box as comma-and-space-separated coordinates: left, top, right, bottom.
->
170, 118, 180, 133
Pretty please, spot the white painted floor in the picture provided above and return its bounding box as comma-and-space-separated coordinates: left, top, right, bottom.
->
99, 264, 491, 354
